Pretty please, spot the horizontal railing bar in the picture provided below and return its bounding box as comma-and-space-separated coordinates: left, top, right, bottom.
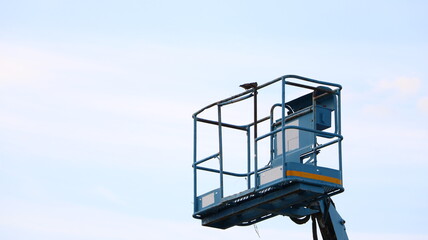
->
314, 91, 333, 100
314, 138, 341, 150
196, 117, 248, 131
193, 75, 341, 118
272, 107, 313, 127
260, 74, 343, 91
219, 93, 254, 106
246, 116, 270, 127
285, 81, 336, 94
196, 116, 270, 131
196, 166, 247, 177
193, 91, 257, 118
195, 165, 270, 177
284, 81, 321, 92
257, 125, 343, 142
192, 152, 220, 167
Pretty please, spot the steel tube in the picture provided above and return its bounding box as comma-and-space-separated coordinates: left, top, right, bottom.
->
193, 117, 198, 212
281, 77, 286, 166
192, 152, 220, 167
196, 117, 247, 131
337, 91, 343, 183
193, 75, 341, 118
247, 128, 251, 189
195, 166, 270, 177
219, 93, 254, 106
256, 125, 342, 142
312, 92, 318, 165
218, 105, 224, 198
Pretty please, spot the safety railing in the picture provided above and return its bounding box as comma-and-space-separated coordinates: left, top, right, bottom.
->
192, 75, 343, 212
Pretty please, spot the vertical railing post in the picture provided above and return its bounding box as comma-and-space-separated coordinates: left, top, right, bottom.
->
254, 84, 258, 143
254, 140, 258, 189
253, 84, 258, 189
337, 91, 343, 184
247, 127, 251, 189
312, 92, 318, 166
270, 109, 274, 162
193, 117, 198, 212
281, 77, 286, 166
240, 82, 259, 189
217, 105, 224, 198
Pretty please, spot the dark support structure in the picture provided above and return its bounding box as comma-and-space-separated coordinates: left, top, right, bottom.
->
240, 82, 258, 141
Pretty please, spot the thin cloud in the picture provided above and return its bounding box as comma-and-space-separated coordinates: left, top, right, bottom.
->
0, 42, 122, 87
418, 96, 428, 114
2, 197, 426, 240
93, 186, 125, 206
376, 77, 422, 96
0, 197, 305, 240
361, 103, 392, 117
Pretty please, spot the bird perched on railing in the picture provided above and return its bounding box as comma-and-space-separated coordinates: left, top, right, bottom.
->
240, 82, 258, 90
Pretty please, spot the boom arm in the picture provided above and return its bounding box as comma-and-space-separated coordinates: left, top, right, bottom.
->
311, 197, 349, 240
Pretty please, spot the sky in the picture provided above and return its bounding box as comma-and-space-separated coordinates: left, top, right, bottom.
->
1, 0, 428, 239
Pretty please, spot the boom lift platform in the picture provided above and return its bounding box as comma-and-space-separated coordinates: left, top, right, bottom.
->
192, 75, 348, 239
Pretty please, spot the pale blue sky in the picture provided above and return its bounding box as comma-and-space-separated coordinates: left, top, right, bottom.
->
1, 1, 428, 239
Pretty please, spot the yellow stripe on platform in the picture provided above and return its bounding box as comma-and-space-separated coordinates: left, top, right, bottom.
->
286, 170, 342, 185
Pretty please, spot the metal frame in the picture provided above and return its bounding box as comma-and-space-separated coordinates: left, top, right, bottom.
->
192, 75, 343, 220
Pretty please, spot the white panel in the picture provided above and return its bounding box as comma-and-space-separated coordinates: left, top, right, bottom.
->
201, 192, 215, 208
259, 166, 283, 185
277, 131, 283, 155
276, 120, 299, 155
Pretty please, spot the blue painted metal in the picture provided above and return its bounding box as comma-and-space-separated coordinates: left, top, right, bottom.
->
246, 127, 251, 189
314, 197, 349, 239
192, 152, 219, 167
192, 75, 346, 237
217, 105, 224, 198
281, 77, 287, 174
325, 201, 348, 240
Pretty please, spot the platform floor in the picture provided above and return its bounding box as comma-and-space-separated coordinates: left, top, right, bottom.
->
194, 180, 342, 229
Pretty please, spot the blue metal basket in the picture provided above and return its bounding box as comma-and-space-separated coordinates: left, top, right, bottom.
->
192, 75, 344, 230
